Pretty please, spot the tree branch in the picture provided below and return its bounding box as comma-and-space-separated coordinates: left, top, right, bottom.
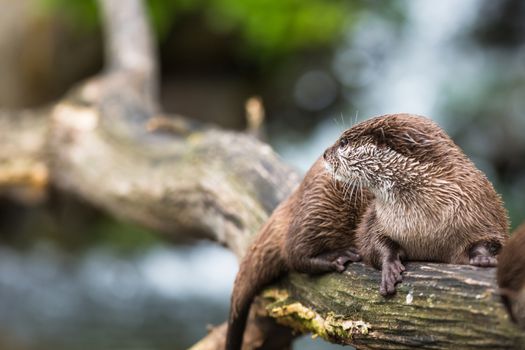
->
97, 0, 158, 108
48, 97, 298, 253
262, 263, 524, 349
193, 262, 524, 350
0, 0, 299, 256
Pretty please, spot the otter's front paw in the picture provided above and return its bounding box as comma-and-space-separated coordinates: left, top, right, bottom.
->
470, 255, 497, 267
380, 259, 405, 296
468, 241, 500, 267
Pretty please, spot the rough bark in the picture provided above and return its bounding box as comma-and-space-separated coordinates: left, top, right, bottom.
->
0, 1, 522, 349
262, 263, 525, 349
192, 262, 525, 350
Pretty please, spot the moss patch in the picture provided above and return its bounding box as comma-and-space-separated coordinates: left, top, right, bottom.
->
263, 287, 370, 344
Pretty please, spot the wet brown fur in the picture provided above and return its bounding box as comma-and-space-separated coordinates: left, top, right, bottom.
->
325, 113, 509, 295
226, 158, 370, 350
227, 113, 509, 348
498, 222, 525, 328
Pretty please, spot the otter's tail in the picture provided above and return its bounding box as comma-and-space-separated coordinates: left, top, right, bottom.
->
225, 241, 285, 350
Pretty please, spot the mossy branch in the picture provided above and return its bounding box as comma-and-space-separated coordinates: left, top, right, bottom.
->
260, 263, 524, 349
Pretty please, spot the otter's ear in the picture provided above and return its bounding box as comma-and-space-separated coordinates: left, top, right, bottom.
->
369, 126, 411, 150
370, 126, 437, 157
398, 130, 436, 147
394, 133, 424, 152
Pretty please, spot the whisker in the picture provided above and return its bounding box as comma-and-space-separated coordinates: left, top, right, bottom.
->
333, 117, 340, 130
341, 179, 349, 200
351, 180, 357, 208
357, 180, 363, 209
331, 164, 339, 184
352, 183, 358, 204
346, 173, 357, 202
345, 181, 353, 202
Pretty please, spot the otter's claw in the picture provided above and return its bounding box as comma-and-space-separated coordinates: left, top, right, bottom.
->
468, 241, 499, 267
380, 259, 405, 296
470, 255, 497, 267
344, 248, 362, 262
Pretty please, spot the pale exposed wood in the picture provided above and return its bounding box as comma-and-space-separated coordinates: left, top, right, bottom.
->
0, 108, 50, 203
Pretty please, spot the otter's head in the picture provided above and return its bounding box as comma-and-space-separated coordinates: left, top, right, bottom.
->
324, 114, 456, 199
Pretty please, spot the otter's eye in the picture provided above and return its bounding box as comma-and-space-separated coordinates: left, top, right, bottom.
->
339, 138, 348, 148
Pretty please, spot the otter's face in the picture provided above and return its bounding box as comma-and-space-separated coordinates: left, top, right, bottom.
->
323, 133, 399, 190
323, 136, 374, 185
323, 114, 453, 195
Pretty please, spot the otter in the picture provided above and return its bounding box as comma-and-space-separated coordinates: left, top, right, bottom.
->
324, 113, 509, 295
227, 113, 508, 349
498, 222, 525, 328
225, 158, 370, 350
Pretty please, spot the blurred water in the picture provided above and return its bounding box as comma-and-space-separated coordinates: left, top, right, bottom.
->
0, 243, 345, 350
277, 0, 480, 173
0, 243, 237, 350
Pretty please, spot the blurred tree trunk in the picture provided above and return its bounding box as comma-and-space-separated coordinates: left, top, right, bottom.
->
0, 0, 523, 349
0, 0, 101, 108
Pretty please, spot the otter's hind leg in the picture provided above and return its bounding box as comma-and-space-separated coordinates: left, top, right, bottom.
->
290, 248, 361, 274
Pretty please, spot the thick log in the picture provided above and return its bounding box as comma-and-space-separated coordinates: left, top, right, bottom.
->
262, 263, 525, 349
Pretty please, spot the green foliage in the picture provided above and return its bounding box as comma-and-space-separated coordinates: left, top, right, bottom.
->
38, 0, 100, 30
147, 0, 199, 37
37, 0, 356, 59
206, 0, 354, 59
37, 0, 197, 37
